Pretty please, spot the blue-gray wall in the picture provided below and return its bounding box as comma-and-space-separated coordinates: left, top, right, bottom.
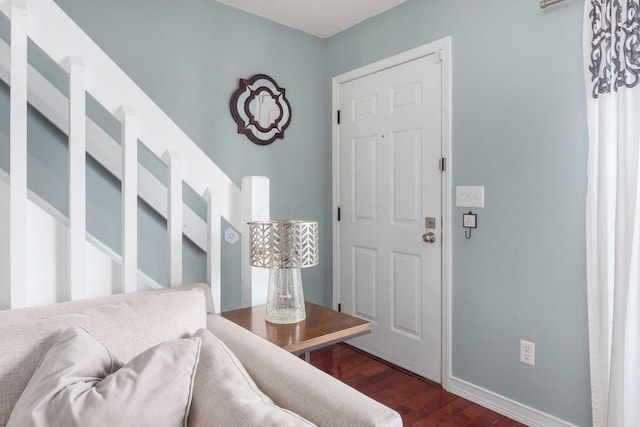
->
326, 0, 590, 425
6, 0, 591, 424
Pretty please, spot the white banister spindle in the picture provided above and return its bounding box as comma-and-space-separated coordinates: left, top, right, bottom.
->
9, 0, 28, 309
240, 176, 270, 307
163, 150, 182, 287
117, 106, 138, 293
204, 188, 221, 312
63, 56, 86, 301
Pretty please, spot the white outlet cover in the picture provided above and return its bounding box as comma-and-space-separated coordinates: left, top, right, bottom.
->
456, 186, 485, 208
520, 339, 535, 366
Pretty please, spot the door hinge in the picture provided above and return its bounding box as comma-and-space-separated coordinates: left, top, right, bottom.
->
439, 157, 446, 172
337, 206, 341, 221
434, 49, 444, 64
338, 303, 342, 312
337, 110, 341, 125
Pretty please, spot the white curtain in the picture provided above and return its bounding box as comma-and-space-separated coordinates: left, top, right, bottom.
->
584, 1, 640, 426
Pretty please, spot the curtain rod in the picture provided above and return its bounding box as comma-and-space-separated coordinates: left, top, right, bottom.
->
540, 0, 565, 9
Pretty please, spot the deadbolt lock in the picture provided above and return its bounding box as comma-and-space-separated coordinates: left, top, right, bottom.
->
425, 217, 436, 229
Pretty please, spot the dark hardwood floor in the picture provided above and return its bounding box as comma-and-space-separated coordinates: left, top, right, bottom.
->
309, 344, 526, 427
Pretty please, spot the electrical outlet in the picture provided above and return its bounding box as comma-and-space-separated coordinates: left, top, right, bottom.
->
520, 339, 535, 366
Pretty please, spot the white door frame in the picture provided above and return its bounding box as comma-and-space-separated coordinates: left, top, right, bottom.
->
331, 37, 453, 390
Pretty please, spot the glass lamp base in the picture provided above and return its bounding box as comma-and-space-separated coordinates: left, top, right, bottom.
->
265, 268, 306, 324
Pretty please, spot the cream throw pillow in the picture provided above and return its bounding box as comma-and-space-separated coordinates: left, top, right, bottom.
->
7, 326, 201, 427
189, 329, 315, 427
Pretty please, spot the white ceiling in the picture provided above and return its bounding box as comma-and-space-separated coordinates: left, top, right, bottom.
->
216, 0, 408, 39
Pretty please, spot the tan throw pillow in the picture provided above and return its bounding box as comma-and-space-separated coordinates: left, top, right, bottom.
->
7, 326, 201, 427
189, 329, 315, 427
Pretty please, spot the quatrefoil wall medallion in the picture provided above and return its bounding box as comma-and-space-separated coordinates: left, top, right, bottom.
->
230, 74, 292, 146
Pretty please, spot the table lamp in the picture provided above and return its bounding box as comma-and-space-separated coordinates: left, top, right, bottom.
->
248, 220, 319, 324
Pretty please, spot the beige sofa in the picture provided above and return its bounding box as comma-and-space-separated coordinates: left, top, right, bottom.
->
0, 284, 402, 426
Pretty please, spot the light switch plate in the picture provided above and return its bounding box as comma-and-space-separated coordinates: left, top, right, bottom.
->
456, 186, 485, 208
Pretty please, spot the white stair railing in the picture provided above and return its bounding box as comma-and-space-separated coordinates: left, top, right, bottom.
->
0, 0, 270, 311
0, 37, 209, 251
8, 0, 27, 309
118, 105, 139, 295
164, 150, 183, 287
64, 56, 86, 302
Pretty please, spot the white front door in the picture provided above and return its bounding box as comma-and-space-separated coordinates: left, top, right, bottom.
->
337, 53, 443, 382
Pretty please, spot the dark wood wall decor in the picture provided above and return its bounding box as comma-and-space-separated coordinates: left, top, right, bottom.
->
230, 74, 292, 145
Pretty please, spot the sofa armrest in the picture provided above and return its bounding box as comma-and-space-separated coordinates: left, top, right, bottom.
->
207, 314, 402, 427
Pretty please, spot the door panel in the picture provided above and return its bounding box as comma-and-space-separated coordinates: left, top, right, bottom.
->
391, 251, 421, 337
392, 130, 421, 224
353, 137, 378, 223
338, 54, 443, 382
354, 246, 377, 321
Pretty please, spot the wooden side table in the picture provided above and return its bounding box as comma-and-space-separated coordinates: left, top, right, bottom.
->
221, 301, 371, 361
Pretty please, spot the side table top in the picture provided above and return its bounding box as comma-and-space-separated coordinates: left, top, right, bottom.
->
221, 301, 371, 354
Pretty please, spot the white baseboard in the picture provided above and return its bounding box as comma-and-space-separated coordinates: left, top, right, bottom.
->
448, 377, 579, 427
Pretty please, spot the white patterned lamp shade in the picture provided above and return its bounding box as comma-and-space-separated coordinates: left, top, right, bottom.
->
248, 220, 319, 324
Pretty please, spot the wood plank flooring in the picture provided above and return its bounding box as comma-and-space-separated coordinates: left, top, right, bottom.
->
309, 344, 527, 427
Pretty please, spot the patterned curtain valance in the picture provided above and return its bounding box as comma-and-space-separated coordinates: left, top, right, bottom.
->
588, 0, 640, 98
